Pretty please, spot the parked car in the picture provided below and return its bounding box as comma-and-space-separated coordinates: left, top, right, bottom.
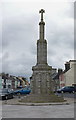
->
0, 88, 14, 100
14, 87, 31, 95
56, 86, 76, 93
17, 86, 23, 89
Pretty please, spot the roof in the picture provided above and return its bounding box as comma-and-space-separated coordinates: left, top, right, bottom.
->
69, 60, 76, 62
51, 73, 59, 80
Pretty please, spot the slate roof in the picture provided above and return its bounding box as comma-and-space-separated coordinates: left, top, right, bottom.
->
51, 73, 59, 80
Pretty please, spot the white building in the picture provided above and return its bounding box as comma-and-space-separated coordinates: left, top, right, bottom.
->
64, 60, 76, 86
0, 76, 2, 88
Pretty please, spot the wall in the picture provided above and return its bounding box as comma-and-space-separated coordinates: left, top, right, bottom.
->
0, 76, 2, 88
64, 61, 76, 86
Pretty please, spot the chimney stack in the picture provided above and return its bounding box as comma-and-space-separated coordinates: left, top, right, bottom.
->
65, 62, 70, 72
58, 69, 63, 75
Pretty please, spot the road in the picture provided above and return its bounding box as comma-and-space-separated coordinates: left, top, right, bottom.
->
0, 93, 75, 118
56, 93, 76, 102
0, 101, 2, 120
56, 92, 76, 98
1, 103, 74, 118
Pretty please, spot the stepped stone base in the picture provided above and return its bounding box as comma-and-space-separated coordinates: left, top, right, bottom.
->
19, 93, 65, 103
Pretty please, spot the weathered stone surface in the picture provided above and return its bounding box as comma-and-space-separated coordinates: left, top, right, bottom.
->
31, 64, 52, 94
37, 39, 47, 65
30, 9, 52, 96
25, 9, 64, 103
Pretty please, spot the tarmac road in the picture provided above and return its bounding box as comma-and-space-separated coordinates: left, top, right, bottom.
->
56, 92, 76, 98
0, 93, 75, 119
1, 103, 74, 118
0, 101, 2, 120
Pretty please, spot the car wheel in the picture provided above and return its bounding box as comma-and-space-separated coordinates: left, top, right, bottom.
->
12, 95, 13, 98
69, 92, 72, 93
72, 91, 75, 93
61, 91, 64, 93
5, 96, 8, 100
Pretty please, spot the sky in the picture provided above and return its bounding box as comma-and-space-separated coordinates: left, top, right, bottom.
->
0, 0, 75, 80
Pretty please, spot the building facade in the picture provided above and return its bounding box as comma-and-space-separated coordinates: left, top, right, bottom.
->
0, 73, 28, 89
59, 60, 76, 88
64, 60, 76, 86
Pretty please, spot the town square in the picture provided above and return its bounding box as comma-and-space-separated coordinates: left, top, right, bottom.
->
0, 0, 76, 120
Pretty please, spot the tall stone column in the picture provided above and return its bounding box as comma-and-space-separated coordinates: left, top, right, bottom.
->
23, 9, 64, 103
31, 9, 52, 95
37, 9, 47, 65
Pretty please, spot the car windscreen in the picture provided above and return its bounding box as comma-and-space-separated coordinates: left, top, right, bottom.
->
0, 89, 8, 93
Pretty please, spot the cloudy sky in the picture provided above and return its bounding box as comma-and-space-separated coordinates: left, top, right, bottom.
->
0, 0, 75, 80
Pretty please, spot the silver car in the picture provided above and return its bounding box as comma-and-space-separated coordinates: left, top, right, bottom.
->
0, 88, 14, 100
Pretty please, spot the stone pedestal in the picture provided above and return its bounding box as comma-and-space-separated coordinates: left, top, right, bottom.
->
31, 64, 52, 95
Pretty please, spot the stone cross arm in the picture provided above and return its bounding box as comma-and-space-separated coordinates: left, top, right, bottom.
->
39, 9, 45, 21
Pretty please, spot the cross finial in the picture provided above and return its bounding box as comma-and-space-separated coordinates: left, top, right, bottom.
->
39, 9, 45, 21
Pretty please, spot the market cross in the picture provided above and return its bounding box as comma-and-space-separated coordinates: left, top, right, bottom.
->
31, 9, 52, 95
22, 9, 64, 103
39, 9, 45, 21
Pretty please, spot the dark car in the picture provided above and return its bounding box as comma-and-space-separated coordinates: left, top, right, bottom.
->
57, 86, 76, 93
14, 87, 31, 95
0, 88, 14, 100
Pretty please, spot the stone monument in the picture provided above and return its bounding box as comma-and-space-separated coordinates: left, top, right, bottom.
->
21, 9, 64, 103
31, 9, 52, 95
